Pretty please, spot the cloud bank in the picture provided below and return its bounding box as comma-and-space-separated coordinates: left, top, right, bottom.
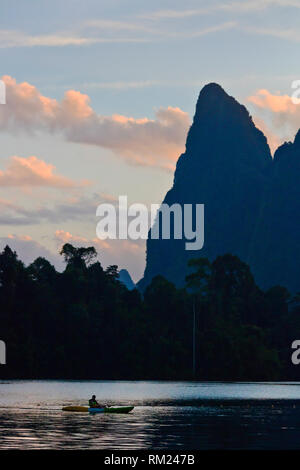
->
248, 88, 300, 150
0, 193, 113, 226
0, 76, 190, 170
0, 155, 87, 188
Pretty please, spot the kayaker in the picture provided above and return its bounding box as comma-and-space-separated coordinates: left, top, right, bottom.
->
89, 395, 104, 408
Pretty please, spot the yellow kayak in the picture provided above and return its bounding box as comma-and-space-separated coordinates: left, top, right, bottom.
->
62, 406, 89, 412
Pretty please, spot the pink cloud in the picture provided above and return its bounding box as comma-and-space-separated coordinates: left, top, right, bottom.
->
0, 155, 89, 188
248, 89, 297, 113
55, 230, 89, 243
248, 88, 300, 152
0, 76, 190, 171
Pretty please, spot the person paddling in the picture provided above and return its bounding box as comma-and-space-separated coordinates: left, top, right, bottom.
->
89, 395, 106, 409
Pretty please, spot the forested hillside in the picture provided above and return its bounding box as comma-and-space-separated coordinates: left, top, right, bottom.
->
1, 243, 299, 381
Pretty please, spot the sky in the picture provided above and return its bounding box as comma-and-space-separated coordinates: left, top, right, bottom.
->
0, 0, 300, 281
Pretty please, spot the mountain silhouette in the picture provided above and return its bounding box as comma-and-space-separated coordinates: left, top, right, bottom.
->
248, 130, 300, 292
138, 83, 299, 293
118, 269, 136, 290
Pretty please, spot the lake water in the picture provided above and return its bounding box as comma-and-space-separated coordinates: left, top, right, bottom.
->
1, 380, 300, 449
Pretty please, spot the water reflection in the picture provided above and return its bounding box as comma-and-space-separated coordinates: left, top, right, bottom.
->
1, 381, 300, 449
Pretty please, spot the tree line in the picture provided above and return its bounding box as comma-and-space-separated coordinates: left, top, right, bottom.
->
0, 243, 299, 380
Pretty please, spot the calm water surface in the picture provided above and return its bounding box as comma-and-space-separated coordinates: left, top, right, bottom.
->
1, 381, 300, 449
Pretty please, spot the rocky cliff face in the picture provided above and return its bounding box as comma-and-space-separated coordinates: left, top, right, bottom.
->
248, 130, 300, 292
138, 83, 300, 293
